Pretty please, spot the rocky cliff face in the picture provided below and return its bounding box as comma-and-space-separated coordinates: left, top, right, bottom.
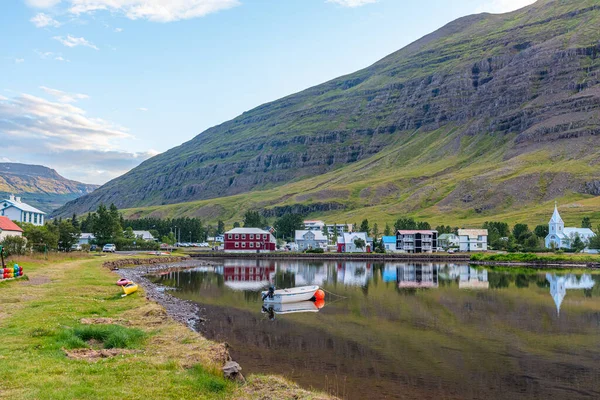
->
0, 163, 98, 213
56, 0, 600, 220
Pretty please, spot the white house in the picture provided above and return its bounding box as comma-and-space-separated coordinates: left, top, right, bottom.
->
458, 229, 488, 252
132, 230, 155, 241
438, 233, 459, 249
0, 216, 24, 241
0, 195, 46, 226
303, 220, 326, 231
337, 232, 372, 253
545, 204, 595, 249
78, 233, 96, 246
295, 230, 328, 251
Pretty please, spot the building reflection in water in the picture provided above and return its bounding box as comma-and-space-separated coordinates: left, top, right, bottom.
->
546, 273, 595, 315
397, 264, 439, 288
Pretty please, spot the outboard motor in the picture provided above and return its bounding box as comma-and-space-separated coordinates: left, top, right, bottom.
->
262, 286, 275, 301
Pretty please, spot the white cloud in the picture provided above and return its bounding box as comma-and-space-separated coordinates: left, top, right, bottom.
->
40, 86, 89, 103
30, 13, 61, 27
476, 0, 536, 13
55, 56, 70, 62
326, 0, 377, 7
137, 107, 148, 112
67, 0, 240, 22
34, 50, 70, 62
0, 92, 154, 184
114, 27, 123, 32
25, 0, 62, 8
15, 58, 25, 63
53, 35, 99, 50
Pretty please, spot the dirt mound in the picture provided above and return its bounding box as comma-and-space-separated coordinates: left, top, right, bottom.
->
64, 348, 137, 361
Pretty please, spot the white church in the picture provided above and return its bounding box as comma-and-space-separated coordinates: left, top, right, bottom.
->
545, 204, 595, 249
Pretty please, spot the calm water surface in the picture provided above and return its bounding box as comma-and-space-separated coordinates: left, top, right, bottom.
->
151, 260, 600, 399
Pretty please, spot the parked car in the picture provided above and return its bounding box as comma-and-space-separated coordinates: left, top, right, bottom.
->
71, 244, 82, 251
447, 249, 455, 254
90, 244, 98, 251
102, 244, 116, 253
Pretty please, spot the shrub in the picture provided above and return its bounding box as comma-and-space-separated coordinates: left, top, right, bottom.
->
305, 248, 324, 254
1, 236, 28, 257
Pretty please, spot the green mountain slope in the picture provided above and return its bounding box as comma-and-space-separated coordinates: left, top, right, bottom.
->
56, 0, 600, 225
0, 163, 98, 213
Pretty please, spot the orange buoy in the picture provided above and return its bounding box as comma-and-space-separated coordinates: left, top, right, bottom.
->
314, 289, 325, 301
315, 299, 325, 309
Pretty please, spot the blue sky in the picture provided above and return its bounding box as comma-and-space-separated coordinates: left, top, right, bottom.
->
0, 0, 535, 184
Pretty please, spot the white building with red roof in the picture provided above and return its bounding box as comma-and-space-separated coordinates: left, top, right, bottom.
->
0, 216, 24, 241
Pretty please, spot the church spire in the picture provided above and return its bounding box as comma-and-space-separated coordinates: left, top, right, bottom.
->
550, 202, 563, 225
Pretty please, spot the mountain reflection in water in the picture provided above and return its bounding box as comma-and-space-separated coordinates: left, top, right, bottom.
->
151, 260, 600, 400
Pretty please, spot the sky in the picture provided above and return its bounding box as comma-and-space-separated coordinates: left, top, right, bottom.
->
0, 0, 536, 185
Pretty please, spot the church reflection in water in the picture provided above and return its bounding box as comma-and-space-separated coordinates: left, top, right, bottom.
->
546, 273, 595, 315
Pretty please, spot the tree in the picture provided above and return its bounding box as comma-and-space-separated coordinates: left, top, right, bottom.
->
233, 222, 240, 228
161, 232, 176, 246
372, 223, 379, 240
1, 236, 27, 257
92, 204, 114, 245
353, 238, 366, 251
109, 203, 123, 239
483, 221, 510, 238
273, 214, 304, 240
524, 234, 540, 250
587, 225, 600, 249
416, 221, 431, 230
512, 224, 530, 244
394, 218, 417, 231
534, 225, 549, 238
58, 220, 80, 251
582, 217, 592, 229
571, 234, 586, 252
71, 213, 79, 230
243, 211, 263, 228
359, 219, 370, 235
217, 220, 225, 235
22, 224, 59, 252
383, 223, 392, 236
123, 227, 136, 239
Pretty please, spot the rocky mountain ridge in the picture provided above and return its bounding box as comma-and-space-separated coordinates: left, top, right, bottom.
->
55, 0, 600, 224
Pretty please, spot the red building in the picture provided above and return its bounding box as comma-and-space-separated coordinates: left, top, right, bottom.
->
224, 228, 276, 253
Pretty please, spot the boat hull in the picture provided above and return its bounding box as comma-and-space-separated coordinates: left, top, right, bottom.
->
262, 285, 319, 304
122, 283, 138, 295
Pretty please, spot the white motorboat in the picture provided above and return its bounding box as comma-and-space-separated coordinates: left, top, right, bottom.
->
261, 301, 319, 315
261, 285, 319, 304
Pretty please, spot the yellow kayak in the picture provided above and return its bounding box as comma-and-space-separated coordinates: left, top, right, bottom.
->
122, 282, 138, 295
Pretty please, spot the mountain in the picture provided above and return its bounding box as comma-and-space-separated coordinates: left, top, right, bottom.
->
56, 0, 600, 226
0, 163, 98, 213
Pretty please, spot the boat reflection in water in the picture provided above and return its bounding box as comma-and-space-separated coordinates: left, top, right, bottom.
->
151, 260, 600, 400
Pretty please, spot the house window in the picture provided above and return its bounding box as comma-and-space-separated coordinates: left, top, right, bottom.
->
242, 234, 246, 239
228, 234, 233, 239
250, 242, 254, 248
249, 234, 254, 239
235, 242, 239, 248
242, 242, 246, 248
263, 234, 268, 240
235, 234, 239, 239
256, 242, 261, 248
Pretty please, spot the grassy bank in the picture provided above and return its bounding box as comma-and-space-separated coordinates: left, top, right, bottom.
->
0, 253, 332, 400
470, 252, 600, 264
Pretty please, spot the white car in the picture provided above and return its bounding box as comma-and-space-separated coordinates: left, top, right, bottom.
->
102, 244, 116, 253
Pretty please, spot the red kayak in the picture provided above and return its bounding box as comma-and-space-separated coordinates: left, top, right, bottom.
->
116, 278, 132, 286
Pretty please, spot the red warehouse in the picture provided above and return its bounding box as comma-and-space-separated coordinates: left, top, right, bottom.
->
224, 228, 276, 253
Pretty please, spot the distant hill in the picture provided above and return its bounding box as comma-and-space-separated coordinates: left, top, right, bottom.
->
0, 163, 98, 213
55, 0, 600, 226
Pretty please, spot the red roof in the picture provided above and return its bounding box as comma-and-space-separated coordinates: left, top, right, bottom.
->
0, 216, 23, 232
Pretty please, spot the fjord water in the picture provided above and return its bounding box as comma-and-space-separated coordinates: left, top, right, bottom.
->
151, 260, 600, 399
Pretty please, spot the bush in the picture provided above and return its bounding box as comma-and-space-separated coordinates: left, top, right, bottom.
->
305, 248, 325, 254
1, 235, 28, 257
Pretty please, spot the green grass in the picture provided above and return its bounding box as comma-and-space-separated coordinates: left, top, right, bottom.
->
471, 252, 600, 263
57, 324, 147, 349
0, 254, 329, 400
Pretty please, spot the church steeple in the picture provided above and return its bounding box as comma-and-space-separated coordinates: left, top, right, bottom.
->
549, 202, 564, 235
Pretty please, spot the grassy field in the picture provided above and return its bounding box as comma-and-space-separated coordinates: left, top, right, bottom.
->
471, 252, 600, 264
0, 253, 332, 400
